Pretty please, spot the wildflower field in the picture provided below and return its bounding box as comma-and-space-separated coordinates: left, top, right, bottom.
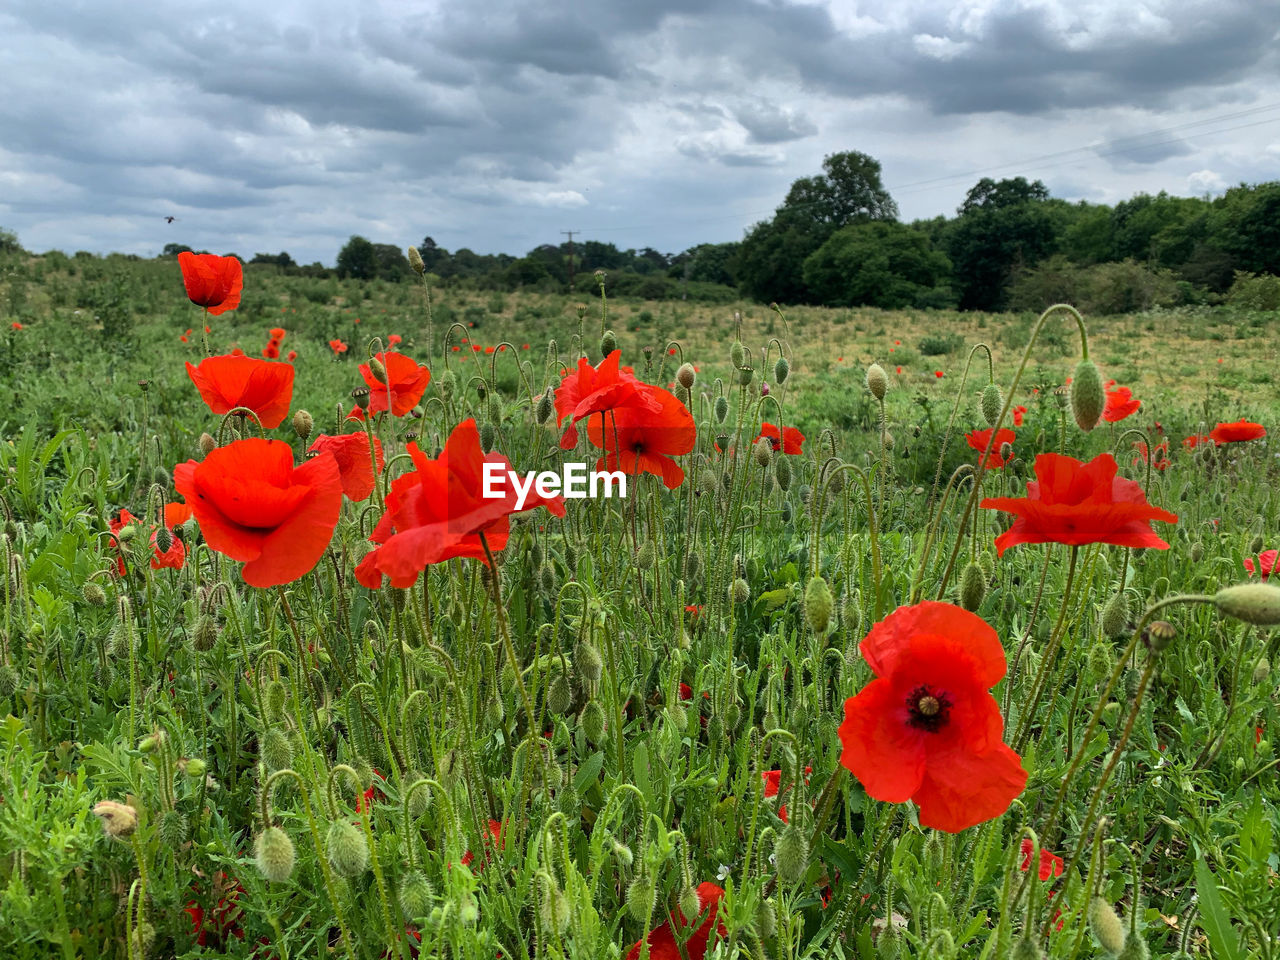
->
0, 249, 1278, 960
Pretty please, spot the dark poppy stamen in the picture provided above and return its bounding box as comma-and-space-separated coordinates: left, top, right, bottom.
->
906, 684, 953, 733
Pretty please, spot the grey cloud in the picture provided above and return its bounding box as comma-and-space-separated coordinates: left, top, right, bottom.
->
733, 101, 817, 144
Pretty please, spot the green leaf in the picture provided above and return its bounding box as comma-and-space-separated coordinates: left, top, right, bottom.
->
1193, 858, 1243, 960
574, 751, 605, 793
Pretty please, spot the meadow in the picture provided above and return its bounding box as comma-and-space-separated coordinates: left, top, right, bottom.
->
0, 249, 1277, 960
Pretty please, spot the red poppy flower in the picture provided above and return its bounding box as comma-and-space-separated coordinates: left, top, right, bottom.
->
668, 347, 677, 356
935, 370, 944, 378
685, 605, 703, 618
287, 350, 297, 362
185, 354, 295, 429
269, 327, 286, 340
388, 334, 402, 345
10, 322, 23, 331
452, 346, 461, 352
758, 422, 804, 455
1131, 440, 1169, 471
837, 602, 1027, 833
262, 343, 280, 359
585, 384, 696, 489
472, 344, 482, 352
895, 365, 903, 374
1209, 419, 1266, 444
678, 682, 693, 700
173, 438, 343, 588
554, 350, 660, 449
1012, 405, 1027, 427
965, 428, 1016, 469
308, 433, 385, 502
180, 335, 189, 343
1102, 384, 1140, 423
151, 502, 194, 570
107, 508, 139, 577
522, 343, 530, 350
1019, 838, 1064, 881
980, 452, 1177, 557
229, 346, 245, 357
330, 339, 348, 354
1183, 434, 1210, 450
178, 253, 243, 316
360, 351, 431, 417
1244, 549, 1278, 581
354, 419, 566, 589
761, 766, 812, 823
185, 873, 246, 948
625, 882, 727, 960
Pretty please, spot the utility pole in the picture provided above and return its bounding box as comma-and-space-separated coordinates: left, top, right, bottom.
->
561, 230, 577, 292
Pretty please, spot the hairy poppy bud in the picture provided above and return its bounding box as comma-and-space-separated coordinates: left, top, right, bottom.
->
960, 562, 986, 612
878, 923, 902, 959
255, 826, 295, 882
1253, 658, 1270, 683
980, 382, 1004, 427
1085, 641, 1115, 685
1249, 533, 1264, 555
547, 674, 573, 714
805, 576, 833, 635
1088, 896, 1127, 956
714, 396, 729, 423
636, 541, 655, 568
575, 639, 603, 690
534, 391, 555, 425
753, 437, 773, 468
626, 874, 655, 921
437, 369, 457, 402
182, 757, 206, 778
977, 551, 995, 582
775, 823, 809, 884
866, 363, 888, 400
368, 356, 388, 384
730, 578, 750, 605
755, 897, 777, 939
539, 874, 571, 934
771, 456, 792, 494
292, 409, 314, 440
82, 581, 107, 606
198, 432, 217, 456
480, 422, 496, 452
1011, 937, 1045, 960
1144, 620, 1176, 651
192, 615, 219, 652
261, 727, 293, 772
1070, 360, 1105, 432
1101, 590, 1130, 638
154, 522, 173, 555
1214, 583, 1280, 626
1117, 937, 1150, 960
730, 340, 746, 369
580, 699, 606, 745
92, 800, 138, 838
775, 356, 790, 384
326, 819, 369, 877
600, 330, 617, 357
676, 362, 696, 391
407, 245, 425, 275
1190, 542, 1204, 562
399, 869, 434, 919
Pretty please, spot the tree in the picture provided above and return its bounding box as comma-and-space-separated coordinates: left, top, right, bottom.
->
803, 221, 951, 308
336, 236, 377, 280
1208, 182, 1280, 276
417, 236, 450, 273
161, 243, 194, 257
948, 177, 1059, 311
371, 243, 411, 281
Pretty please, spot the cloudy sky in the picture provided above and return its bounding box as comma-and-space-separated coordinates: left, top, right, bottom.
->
3, 0, 1279, 265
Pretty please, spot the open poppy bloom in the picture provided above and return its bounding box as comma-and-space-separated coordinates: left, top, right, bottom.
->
625, 882, 727, 960
1244, 549, 1278, 581
1019, 838, 1064, 881
1209, 419, 1266, 444
186, 354, 295, 429
762, 765, 812, 824
270, 327, 286, 340
837, 602, 1027, 833
262, 342, 280, 359
1183, 434, 1210, 450
585, 384, 696, 489
330, 339, 349, 354
1012, 405, 1027, 427
308, 433, 385, 502
1131, 439, 1170, 471
107, 509, 139, 577
980, 452, 1177, 557
174, 438, 343, 588
152, 502, 194, 570
554, 350, 660, 449
178, 253, 243, 315
758, 422, 804, 455
360, 351, 431, 417
965, 427, 1016, 469
354, 419, 566, 589
1102, 384, 1140, 423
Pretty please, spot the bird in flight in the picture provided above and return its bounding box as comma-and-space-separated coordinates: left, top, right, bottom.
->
164, 216, 178, 223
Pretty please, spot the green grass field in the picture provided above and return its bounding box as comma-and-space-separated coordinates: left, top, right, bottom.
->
0, 251, 1277, 959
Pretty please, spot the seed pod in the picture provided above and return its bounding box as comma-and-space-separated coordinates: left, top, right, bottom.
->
980, 383, 1004, 427
866, 363, 888, 400
738, 366, 754, 386
804, 576, 834, 635
960, 562, 986, 612
326, 819, 370, 878
580, 699, 606, 744
774, 356, 790, 384
600, 330, 618, 357
1144, 620, 1176, 651
1101, 590, 1130, 638
255, 826, 296, 882
730, 341, 746, 369
1088, 896, 1127, 956
399, 869, 434, 919
714, 396, 729, 423
547, 674, 573, 714
1214, 583, 1280, 626
261, 727, 293, 772
774, 823, 809, 884
676, 362, 696, 390
292, 409, 314, 440
730, 578, 750, 605
626, 873, 655, 921
753, 437, 773, 468
1070, 359, 1105, 432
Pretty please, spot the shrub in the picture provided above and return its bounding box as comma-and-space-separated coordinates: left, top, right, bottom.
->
1226, 271, 1280, 311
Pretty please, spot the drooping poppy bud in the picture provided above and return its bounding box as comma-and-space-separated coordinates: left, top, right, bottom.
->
1070, 359, 1105, 432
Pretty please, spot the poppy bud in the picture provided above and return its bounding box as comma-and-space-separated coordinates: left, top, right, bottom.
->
755, 898, 777, 939
1253, 658, 1270, 683
999, 441, 1013, 462
626, 873, 655, 921
437, 369, 457, 401
548, 674, 573, 714
485, 695, 504, 727
805, 576, 833, 635
0, 664, 19, 699
539, 563, 557, 595
686, 551, 702, 581
579, 699, 606, 745
575, 638, 603, 690
960, 562, 986, 612
714, 396, 729, 423
539, 874, 571, 934
609, 837, 633, 867
182, 757, 207, 778
1070, 360, 1105, 432
1085, 641, 1115, 686
781, 500, 793, 523
292, 409, 314, 440
92, 800, 138, 838
1011, 937, 1045, 960
866, 363, 888, 400
326, 819, 369, 877
407, 245, 426, 275
738, 366, 754, 386
1214, 583, 1280, 626
155, 522, 173, 555
977, 551, 995, 582
1144, 620, 1176, 651
676, 884, 701, 924
1190, 542, 1204, 562
480, 422, 496, 452
730, 341, 746, 369
1117, 937, 1150, 960
878, 924, 901, 959
730, 578, 750, 605
775, 356, 790, 384
598, 330, 619, 359
534, 391, 554, 424
676, 362, 696, 391
160, 809, 189, 846
261, 727, 293, 772
254, 825, 296, 882
399, 869, 434, 919
980, 383, 1004, 427
634, 541, 655, 569
1088, 896, 1127, 956
753, 437, 773, 468
1101, 590, 1130, 638
774, 823, 809, 884
1249, 533, 1264, 555
82, 581, 106, 606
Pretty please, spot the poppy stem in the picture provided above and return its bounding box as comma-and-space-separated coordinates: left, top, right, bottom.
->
1011, 546, 1079, 751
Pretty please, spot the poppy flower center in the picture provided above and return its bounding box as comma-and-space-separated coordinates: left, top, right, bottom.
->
906, 684, 952, 733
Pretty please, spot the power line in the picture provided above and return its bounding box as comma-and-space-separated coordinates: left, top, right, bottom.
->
561, 230, 577, 290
